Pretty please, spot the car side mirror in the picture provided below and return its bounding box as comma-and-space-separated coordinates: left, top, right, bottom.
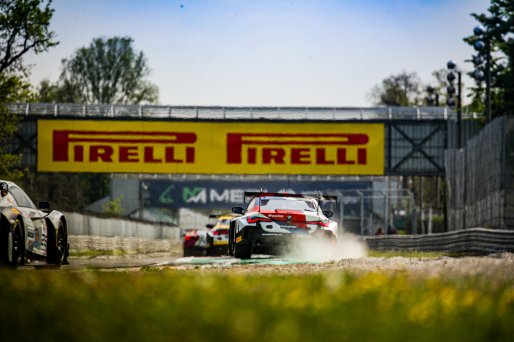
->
322, 210, 333, 218
232, 206, 244, 214
39, 201, 51, 213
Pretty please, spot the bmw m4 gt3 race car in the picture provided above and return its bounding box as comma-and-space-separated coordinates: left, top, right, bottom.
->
205, 213, 239, 256
229, 192, 338, 259
0, 180, 69, 267
182, 213, 240, 257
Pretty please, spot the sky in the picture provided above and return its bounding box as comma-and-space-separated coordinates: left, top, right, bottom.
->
25, 0, 491, 107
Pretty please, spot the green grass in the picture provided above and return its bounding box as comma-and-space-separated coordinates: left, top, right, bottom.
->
1, 269, 513, 342
69, 249, 128, 258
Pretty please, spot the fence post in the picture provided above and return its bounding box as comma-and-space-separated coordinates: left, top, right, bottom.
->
339, 192, 344, 234
358, 191, 364, 235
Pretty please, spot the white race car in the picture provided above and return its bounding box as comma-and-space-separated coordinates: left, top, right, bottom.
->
0, 180, 69, 267
229, 192, 338, 259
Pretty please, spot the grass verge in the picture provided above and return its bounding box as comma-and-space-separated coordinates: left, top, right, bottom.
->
69, 249, 128, 258
1, 269, 513, 341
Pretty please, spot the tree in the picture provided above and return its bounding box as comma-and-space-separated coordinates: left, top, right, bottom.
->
0, 0, 57, 74
0, 74, 33, 182
424, 69, 451, 107
369, 71, 422, 106
58, 36, 159, 104
33, 36, 159, 210
464, 0, 514, 117
36, 78, 81, 103
0, 0, 56, 181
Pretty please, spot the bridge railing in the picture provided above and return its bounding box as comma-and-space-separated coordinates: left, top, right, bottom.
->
5, 102, 478, 121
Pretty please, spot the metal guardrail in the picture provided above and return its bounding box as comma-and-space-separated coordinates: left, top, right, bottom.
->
365, 228, 514, 253
5, 102, 476, 121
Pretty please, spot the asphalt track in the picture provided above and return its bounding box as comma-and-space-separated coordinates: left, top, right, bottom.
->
10, 254, 323, 270
158, 255, 312, 267
10, 253, 514, 279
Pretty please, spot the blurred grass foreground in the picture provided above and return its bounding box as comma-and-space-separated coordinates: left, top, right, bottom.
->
1, 269, 513, 342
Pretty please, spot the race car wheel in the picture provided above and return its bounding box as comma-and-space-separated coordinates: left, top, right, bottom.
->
47, 221, 66, 265
228, 227, 234, 256
10, 219, 25, 267
234, 243, 252, 259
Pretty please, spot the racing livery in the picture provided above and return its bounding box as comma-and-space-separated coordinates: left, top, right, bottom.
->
0, 180, 69, 267
182, 228, 208, 257
229, 192, 338, 259
182, 213, 239, 257
205, 213, 239, 256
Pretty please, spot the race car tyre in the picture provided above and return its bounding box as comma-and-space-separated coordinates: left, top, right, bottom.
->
58, 221, 69, 265
228, 227, 234, 256
47, 221, 66, 265
234, 243, 252, 259
9, 219, 25, 267
206, 236, 213, 256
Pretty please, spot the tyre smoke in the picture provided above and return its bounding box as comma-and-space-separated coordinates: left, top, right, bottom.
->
285, 233, 368, 262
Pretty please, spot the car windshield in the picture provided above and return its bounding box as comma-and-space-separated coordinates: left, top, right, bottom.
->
260, 197, 316, 211
9, 186, 36, 209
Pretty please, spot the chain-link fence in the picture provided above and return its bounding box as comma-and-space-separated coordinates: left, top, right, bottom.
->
445, 116, 514, 230
337, 188, 416, 235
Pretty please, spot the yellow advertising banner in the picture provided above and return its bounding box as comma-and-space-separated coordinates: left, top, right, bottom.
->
38, 120, 384, 175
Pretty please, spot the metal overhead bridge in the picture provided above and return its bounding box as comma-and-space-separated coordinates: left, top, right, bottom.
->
7, 103, 481, 176
9, 102, 466, 121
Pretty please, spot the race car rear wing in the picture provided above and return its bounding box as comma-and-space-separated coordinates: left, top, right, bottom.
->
243, 191, 337, 203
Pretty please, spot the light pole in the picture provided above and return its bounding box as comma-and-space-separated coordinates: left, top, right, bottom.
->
426, 86, 439, 106
471, 25, 492, 122
446, 60, 462, 148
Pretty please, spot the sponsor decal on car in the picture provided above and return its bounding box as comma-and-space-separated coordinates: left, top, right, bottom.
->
34, 228, 40, 249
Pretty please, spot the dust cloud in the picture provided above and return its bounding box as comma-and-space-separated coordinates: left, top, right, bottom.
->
285, 233, 368, 263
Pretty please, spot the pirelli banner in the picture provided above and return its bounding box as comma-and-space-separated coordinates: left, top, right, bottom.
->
38, 120, 385, 175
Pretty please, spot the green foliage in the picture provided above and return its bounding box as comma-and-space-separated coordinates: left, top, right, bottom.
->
0, 0, 56, 182
0, 74, 34, 182
0, 270, 513, 341
0, 73, 33, 103
102, 196, 124, 217
464, 0, 514, 117
21, 173, 85, 211
430, 214, 445, 233
426, 69, 451, 107
56, 36, 159, 104
35, 78, 81, 103
0, 0, 57, 74
369, 71, 422, 106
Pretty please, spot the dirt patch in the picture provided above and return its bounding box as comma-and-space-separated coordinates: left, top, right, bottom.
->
166, 253, 514, 279
66, 235, 514, 277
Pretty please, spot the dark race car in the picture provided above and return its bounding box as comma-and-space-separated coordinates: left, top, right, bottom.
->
0, 180, 69, 267
229, 192, 338, 259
